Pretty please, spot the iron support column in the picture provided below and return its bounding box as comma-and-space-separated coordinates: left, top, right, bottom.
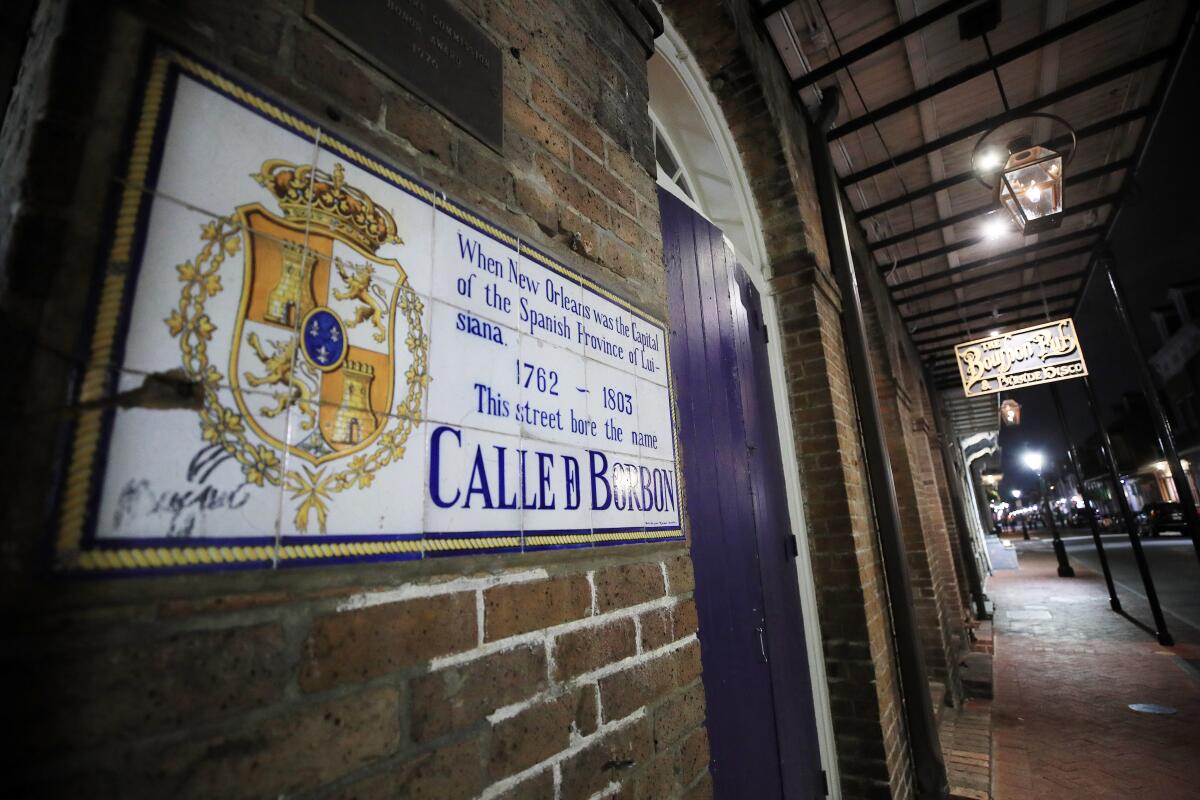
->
1051, 385, 1120, 610
811, 89, 948, 800
1037, 470, 1075, 578
1102, 255, 1200, 566
1082, 375, 1173, 645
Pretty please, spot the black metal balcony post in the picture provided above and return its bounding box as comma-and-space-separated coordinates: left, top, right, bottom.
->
1101, 254, 1200, 567
1051, 385, 1120, 610
1081, 375, 1173, 646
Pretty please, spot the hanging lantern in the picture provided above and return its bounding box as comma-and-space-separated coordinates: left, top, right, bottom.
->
997, 137, 1063, 234
972, 113, 1076, 238
1000, 398, 1021, 426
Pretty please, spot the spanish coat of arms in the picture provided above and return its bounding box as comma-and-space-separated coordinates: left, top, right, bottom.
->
166, 158, 429, 532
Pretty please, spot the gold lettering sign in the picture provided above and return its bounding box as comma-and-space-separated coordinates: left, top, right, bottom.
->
954, 318, 1088, 397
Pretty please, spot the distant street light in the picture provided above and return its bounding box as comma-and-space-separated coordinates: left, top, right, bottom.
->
1022, 449, 1074, 577
1011, 489, 1022, 499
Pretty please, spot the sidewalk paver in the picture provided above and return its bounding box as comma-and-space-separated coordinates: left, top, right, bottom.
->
989, 544, 1200, 799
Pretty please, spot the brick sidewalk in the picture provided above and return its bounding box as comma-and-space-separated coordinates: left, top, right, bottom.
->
989, 545, 1200, 799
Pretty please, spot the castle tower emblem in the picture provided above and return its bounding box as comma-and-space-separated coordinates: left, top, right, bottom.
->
329, 360, 378, 444
264, 242, 317, 326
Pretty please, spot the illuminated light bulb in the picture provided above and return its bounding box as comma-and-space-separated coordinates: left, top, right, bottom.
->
977, 149, 1002, 171
1025, 184, 1042, 203
983, 217, 1008, 239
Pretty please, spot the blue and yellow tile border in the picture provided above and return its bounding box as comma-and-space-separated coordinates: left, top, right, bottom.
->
53, 44, 684, 576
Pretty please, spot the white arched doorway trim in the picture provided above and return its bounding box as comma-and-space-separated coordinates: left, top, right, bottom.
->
651, 11, 842, 797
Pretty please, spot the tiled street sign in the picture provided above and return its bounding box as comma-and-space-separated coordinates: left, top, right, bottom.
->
54, 48, 681, 574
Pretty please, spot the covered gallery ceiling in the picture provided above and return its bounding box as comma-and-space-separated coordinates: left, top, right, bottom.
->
759, 0, 1193, 397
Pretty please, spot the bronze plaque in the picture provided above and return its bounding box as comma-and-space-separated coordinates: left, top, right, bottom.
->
306, 0, 503, 151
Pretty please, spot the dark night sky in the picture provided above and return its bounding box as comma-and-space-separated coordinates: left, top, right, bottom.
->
996, 37, 1200, 500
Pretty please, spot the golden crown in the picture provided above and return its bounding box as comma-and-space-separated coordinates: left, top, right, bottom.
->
252, 159, 401, 252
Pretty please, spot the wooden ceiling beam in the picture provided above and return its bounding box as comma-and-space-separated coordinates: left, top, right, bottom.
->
870, 181, 1124, 252
828, 0, 1145, 140
856, 113, 1145, 220
787, 0, 978, 90
904, 269, 1086, 325
841, 46, 1170, 186
912, 302, 1075, 347
910, 290, 1077, 337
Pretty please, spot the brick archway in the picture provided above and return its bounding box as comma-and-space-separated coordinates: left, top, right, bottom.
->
659, 3, 915, 797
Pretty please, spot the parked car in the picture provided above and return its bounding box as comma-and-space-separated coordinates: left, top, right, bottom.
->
1068, 508, 1095, 528
1137, 502, 1187, 536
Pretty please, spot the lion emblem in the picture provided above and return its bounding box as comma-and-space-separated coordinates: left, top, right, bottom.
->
242, 331, 318, 430
333, 257, 389, 343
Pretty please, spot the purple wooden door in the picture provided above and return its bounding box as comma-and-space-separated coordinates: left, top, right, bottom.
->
660, 188, 824, 798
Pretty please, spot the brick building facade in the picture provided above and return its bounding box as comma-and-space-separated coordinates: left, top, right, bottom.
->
2, 1, 977, 798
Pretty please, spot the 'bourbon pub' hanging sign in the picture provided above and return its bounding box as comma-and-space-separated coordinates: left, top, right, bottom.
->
954, 318, 1088, 397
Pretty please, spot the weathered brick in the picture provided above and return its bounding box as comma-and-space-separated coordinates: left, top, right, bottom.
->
137, 686, 400, 799
157, 591, 288, 617
682, 771, 714, 800
576, 683, 600, 737
599, 640, 702, 723
677, 727, 710, 784
595, 561, 664, 612
384, 90, 453, 166
628, 753, 676, 800
513, 173, 558, 234
293, 29, 382, 121
332, 732, 485, 800
484, 574, 592, 641
572, 143, 634, 213
559, 716, 654, 799
411, 644, 547, 742
531, 78, 605, 156
300, 593, 476, 692
505, 87, 571, 164
606, 139, 654, 197
489, 688, 595, 779
665, 554, 696, 594
639, 599, 698, 651
535, 155, 610, 227
653, 681, 707, 750
610, 207, 649, 250
13, 623, 287, 754
552, 618, 637, 681
458, 136, 513, 204
494, 769, 556, 799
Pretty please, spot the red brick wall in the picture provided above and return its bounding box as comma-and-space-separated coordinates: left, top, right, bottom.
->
857, 239, 969, 699
1, 1, 710, 797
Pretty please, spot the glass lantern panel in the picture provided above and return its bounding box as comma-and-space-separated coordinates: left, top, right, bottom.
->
999, 181, 1026, 228
1003, 153, 1063, 223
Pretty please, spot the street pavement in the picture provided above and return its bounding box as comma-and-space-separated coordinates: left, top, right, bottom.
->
988, 542, 1200, 799
1060, 530, 1200, 647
